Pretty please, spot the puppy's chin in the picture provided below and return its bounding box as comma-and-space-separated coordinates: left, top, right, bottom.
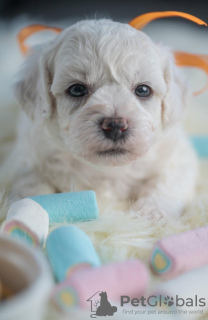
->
74, 146, 150, 167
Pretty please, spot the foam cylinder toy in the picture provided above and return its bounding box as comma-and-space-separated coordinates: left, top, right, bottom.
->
150, 225, 208, 278
2, 191, 98, 246
52, 259, 149, 312
46, 225, 101, 282
28, 191, 98, 224
152, 266, 208, 319
46, 226, 149, 313
190, 136, 208, 158
1, 198, 49, 246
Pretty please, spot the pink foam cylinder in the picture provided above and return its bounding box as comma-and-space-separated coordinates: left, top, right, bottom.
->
150, 225, 208, 278
52, 259, 149, 311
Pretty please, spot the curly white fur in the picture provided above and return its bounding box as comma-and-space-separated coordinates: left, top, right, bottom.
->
0, 19, 198, 220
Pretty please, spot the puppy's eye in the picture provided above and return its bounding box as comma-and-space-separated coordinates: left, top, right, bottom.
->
67, 84, 88, 97
135, 85, 151, 98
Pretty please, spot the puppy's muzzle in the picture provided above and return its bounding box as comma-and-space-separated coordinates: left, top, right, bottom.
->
101, 118, 128, 142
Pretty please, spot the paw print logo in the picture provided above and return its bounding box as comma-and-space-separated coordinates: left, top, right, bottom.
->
164, 296, 174, 307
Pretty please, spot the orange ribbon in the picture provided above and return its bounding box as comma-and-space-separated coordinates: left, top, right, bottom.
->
128, 11, 207, 29
174, 52, 208, 96
17, 11, 208, 95
18, 24, 62, 54
129, 11, 208, 95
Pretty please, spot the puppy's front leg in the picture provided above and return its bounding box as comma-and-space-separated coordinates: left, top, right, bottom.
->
133, 154, 198, 220
12, 171, 56, 198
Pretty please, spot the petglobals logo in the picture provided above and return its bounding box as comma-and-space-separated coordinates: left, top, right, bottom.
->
121, 295, 206, 317
87, 291, 117, 318
121, 295, 206, 308
87, 293, 206, 318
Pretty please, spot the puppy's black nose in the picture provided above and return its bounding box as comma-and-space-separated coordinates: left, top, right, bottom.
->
101, 118, 128, 141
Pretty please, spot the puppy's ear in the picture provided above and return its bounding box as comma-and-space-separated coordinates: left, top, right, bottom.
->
159, 46, 189, 126
15, 47, 54, 121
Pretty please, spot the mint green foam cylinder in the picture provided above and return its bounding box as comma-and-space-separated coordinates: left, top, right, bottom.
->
46, 225, 101, 282
28, 191, 98, 224
190, 136, 208, 158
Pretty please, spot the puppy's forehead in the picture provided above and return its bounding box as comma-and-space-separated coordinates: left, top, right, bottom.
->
52, 20, 163, 92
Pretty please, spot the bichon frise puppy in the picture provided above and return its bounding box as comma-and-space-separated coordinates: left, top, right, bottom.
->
0, 19, 198, 220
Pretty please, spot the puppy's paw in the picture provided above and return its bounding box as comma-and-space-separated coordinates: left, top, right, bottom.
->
133, 198, 166, 220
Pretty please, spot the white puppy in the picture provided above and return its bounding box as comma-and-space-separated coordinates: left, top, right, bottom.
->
0, 19, 198, 220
